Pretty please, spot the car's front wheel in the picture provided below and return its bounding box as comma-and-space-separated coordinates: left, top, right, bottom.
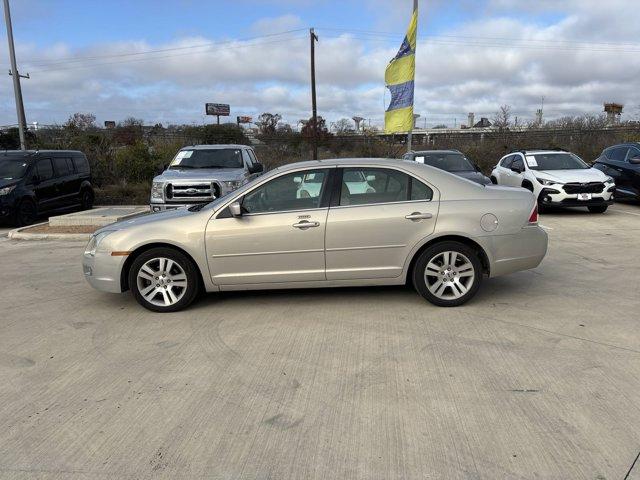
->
15, 199, 38, 227
412, 241, 483, 307
129, 247, 200, 312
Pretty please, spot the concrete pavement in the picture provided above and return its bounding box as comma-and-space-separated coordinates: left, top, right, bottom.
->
0, 204, 639, 479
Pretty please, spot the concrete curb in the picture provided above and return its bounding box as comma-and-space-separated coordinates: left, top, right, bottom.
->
8, 223, 91, 241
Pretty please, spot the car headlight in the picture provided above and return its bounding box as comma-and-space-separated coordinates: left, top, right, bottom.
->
0, 185, 16, 196
535, 177, 561, 186
151, 181, 164, 200
222, 180, 242, 190
604, 176, 614, 184
84, 230, 115, 256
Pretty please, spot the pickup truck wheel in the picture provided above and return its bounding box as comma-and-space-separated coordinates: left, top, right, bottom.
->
412, 241, 483, 307
129, 248, 200, 312
15, 199, 38, 227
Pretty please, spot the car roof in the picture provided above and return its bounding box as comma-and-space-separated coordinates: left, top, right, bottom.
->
181, 144, 251, 150
0, 150, 85, 159
508, 150, 571, 156
411, 150, 462, 154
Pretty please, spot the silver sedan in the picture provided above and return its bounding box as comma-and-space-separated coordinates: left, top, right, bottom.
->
82, 158, 548, 311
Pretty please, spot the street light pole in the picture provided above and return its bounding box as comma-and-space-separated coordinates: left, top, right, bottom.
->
3, 0, 27, 150
310, 28, 318, 160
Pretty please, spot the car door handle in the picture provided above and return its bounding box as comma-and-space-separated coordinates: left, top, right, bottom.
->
405, 212, 433, 221
293, 221, 320, 229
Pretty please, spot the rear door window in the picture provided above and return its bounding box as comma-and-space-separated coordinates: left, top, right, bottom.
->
500, 155, 514, 168
36, 159, 54, 181
340, 168, 409, 206
53, 157, 73, 177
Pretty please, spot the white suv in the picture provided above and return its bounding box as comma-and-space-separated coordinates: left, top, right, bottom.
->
490, 150, 615, 213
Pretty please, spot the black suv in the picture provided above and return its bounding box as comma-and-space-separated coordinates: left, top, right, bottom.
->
0, 150, 94, 226
593, 143, 640, 200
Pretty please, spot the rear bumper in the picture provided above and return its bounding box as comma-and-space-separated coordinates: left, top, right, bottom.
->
484, 226, 548, 278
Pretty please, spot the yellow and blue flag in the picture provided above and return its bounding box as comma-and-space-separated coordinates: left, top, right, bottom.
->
385, 0, 418, 134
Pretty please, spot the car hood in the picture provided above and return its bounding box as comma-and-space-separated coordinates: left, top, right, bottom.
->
154, 168, 246, 183
455, 170, 492, 185
96, 208, 194, 234
534, 168, 607, 183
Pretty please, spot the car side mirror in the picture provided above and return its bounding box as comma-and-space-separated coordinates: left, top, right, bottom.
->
249, 163, 264, 174
157, 164, 168, 174
229, 201, 243, 217
630, 157, 640, 165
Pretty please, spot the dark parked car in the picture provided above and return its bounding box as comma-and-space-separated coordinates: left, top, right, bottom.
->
593, 143, 640, 200
0, 150, 94, 226
402, 150, 492, 185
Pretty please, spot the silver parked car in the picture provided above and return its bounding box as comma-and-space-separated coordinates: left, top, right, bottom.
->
83, 158, 548, 312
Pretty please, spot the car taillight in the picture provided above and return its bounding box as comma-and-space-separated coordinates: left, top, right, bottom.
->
528, 204, 538, 224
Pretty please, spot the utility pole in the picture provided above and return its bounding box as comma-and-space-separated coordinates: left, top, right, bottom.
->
310, 28, 318, 160
3, 0, 27, 150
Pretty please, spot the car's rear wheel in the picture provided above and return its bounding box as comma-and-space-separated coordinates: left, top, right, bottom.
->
80, 189, 94, 210
412, 241, 483, 307
129, 248, 200, 312
15, 199, 38, 227
588, 205, 608, 213
490, 176, 497, 184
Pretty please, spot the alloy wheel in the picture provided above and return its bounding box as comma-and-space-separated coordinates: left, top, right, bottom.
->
424, 251, 475, 300
136, 257, 188, 307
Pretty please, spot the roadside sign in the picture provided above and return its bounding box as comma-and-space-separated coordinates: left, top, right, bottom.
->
104, 121, 116, 129
237, 116, 252, 124
205, 103, 230, 116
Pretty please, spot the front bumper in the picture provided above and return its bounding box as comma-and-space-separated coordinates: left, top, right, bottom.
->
82, 251, 127, 293
538, 186, 615, 208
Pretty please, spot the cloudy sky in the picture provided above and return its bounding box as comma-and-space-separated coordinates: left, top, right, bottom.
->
1, 0, 639, 129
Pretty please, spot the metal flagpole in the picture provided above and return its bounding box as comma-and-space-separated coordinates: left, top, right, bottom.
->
407, 0, 418, 154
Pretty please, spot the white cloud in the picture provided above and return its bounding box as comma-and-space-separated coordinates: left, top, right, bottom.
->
2, 4, 640, 128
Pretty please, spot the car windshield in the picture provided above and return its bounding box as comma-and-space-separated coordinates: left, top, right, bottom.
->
526, 153, 589, 171
169, 149, 243, 169
415, 152, 475, 172
0, 157, 29, 180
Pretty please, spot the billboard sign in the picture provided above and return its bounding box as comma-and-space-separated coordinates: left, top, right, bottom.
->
237, 116, 253, 124
205, 103, 230, 116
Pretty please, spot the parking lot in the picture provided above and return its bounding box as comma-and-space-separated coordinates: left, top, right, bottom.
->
1, 203, 639, 479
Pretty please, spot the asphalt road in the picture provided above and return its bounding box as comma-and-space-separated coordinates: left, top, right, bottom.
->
1, 204, 639, 479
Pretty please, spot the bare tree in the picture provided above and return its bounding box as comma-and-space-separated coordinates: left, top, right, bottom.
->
493, 105, 512, 130
255, 113, 282, 136
65, 112, 96, 131
334, 118, 353, 134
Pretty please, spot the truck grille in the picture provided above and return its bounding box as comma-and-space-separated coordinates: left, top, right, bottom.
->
165, 182, 221, 203
563, 182, 605, 194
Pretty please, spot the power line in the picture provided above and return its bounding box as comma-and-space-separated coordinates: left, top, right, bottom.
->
22, 29, 308, 67
27, 35, 308, 73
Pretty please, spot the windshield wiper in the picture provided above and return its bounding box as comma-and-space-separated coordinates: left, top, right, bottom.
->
169, 165, 195, 169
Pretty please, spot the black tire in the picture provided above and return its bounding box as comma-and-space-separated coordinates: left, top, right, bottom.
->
490, 176, 497, 185
522, 181, 534, 192
128, 247, 201, 312
412, 241, 483, 307
15, 198, 38, 227
588, 205, 608, 214
80, 189, 94, 210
